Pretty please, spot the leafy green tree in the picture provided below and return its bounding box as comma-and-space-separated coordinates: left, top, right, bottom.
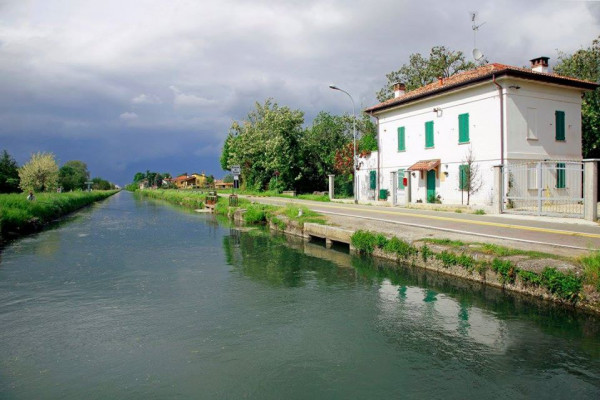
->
133, 172, 145, 182
376, 46, 476, 102
91, 177, 114, 190
0, 149, 20, 193
223, 173, 234, 183
554, 36, 600, 158
59, 160, 90, 191
220, 135, 233, 171
225, 99, 304, 191
19, 152, 59, 192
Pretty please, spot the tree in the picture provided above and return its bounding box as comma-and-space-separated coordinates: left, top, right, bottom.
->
59, 160, 90, 191
133, 172, 145, 182
91, 177, 114, 190
376, 46, 476, 102
19, 152, 59, 192
0, 149, 20, 193
224, 99, 304, 191
223, 173, 234, 183
459, 148, 482, 206
554, 36, 600, 158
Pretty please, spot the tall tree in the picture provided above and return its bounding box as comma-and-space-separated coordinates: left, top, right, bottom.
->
376, 46, 476, 102
225, 99, 304, 191
19, 152, 59, 192
0, 149, 20, 193
59, 160, 90, 191
554, 36, 600, 158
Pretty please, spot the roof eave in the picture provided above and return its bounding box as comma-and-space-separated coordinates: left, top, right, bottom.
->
365, 70, 598, 115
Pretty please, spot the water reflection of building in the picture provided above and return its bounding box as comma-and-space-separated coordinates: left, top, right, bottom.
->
378, 280, 509, 352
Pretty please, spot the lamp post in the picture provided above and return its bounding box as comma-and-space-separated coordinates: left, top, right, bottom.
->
329, 84, 358, 204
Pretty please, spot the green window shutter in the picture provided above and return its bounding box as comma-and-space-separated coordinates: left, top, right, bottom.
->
555, 111, 565, 141
459, 164, 469, 190
369, 170, 376, 190
425, 121, 434, 148
458, 113, 469, 143
556, 163, 566, 188
397, 127, 405, 151
398, 169, 405, 190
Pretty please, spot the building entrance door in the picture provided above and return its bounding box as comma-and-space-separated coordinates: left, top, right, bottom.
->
426, 170, 436, 203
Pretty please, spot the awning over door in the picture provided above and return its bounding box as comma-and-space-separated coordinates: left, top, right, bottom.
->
407, 159, 440, 171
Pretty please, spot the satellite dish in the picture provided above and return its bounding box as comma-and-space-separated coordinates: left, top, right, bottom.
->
472, 48, 484, 61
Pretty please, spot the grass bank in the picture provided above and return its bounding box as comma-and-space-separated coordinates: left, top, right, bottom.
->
0, 190, 118, 241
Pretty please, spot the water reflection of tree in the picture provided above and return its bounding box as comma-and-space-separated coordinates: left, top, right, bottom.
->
222, 230, 361, 288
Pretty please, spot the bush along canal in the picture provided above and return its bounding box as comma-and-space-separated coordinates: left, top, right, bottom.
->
0, 190, 119, 243
1, 190, 599, 398
134, 189, 600, 314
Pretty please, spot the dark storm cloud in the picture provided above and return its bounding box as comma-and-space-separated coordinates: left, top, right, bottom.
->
0, 0, 598, 184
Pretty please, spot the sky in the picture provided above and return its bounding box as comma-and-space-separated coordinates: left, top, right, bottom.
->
1, 0, 599, 185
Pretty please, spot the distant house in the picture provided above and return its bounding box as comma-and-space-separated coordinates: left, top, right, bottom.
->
173, 174, 196, 189
192, 173, 208, 188
359, 57, 597, 208
138, 179, 149, 190
214, 179, 233, 190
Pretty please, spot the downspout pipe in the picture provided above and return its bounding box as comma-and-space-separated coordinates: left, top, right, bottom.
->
492, 74, 504, 165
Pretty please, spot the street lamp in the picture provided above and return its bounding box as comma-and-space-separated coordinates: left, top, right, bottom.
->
329, 84, 358, 204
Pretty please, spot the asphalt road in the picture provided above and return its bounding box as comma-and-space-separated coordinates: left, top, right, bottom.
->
244, 196, 600, 253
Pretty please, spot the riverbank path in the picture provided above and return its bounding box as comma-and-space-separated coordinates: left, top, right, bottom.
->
241, 196, 600, 257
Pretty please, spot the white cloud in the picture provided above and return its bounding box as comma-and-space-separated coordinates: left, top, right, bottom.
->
169, 86, 216, 108
119, 112, 138, 121
132, 94, 162, 104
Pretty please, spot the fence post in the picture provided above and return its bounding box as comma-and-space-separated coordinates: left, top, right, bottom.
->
328, 174, 335, 201
493, 165, 503, 214
584, 159, 598, 221
536, 161, 543, 215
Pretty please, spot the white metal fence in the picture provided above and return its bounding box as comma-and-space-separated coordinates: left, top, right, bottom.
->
503, 161, 584, 217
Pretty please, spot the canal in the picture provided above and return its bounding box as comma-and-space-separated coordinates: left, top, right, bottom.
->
1, 191, 599, 399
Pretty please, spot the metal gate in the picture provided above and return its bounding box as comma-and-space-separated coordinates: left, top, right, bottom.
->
503, 161, 584, 217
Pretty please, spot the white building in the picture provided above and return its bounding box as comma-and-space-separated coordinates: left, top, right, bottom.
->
358, 58, 597, 209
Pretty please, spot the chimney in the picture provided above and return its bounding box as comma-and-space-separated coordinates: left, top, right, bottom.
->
530, 57, 549, 73
393, 82, 406, 98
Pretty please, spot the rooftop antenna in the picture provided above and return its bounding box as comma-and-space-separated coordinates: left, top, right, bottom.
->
470, 12, 486, 62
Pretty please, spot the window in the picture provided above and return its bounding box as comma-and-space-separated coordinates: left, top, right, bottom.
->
397, 127, 405, 151
398, 169, 405, 190
556, 163, 566, 189
459, 165, 469, 190
555, 111, 565, 141
369, 170, 376, 190
526, 108, 538, 139
458, 113, 469, 143
425, 121, 434, 148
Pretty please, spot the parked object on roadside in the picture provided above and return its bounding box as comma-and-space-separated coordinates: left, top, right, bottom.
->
26, 191, 35, 201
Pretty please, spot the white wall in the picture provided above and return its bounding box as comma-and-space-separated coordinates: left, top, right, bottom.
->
374, 82, 501, 206
505, 79, 583, 161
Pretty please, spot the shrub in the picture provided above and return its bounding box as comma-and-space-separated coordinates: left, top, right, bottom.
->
580, 251, 600, 291
540, 267, 582, 302
375, 233, 388, 248
243, 205, 268, 224
474, 209, 486, 215
518, 269, 541, 287
491, 259, 517, 284
383, 237, 416, 259
351, 230, 379, 255
421, 244, 432, 262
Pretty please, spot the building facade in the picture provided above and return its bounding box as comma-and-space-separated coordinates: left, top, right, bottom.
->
358, 59, 596, 207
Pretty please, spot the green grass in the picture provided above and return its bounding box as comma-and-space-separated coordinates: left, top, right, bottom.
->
474, 209, 486, 215
422, 238, 466, 248
579, 251, 600, 291
278, 205, 327, 226
136, 189, 206, 209
0, 191, 118, 238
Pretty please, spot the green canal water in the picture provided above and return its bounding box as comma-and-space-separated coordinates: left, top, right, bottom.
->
1, 191, 599, 399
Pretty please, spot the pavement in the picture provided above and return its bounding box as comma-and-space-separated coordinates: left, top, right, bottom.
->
242, 196, 600, 257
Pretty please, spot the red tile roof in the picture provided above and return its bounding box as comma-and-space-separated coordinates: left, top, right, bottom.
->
407, 159, 441, 171
365, 63, 598, 114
